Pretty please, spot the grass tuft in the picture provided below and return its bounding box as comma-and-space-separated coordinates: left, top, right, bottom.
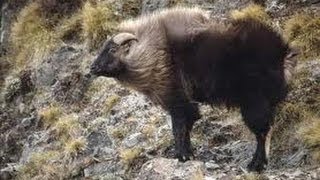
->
39, 105, 62, 127
10, 2, 59, 69
119, 147, 143, 166
81, 1, 119, 50
283, 13, 320, 59
230, 4, 270, 24
103, 95, 120, 115
64, 137, 87, 156
54, 114, 81, 141
57, 12, 83, 43
121, 0, 142, 18
18, 151, 61, 179
300, 117, 320, 161
111, 127, 129, 140
37, 0, 83, 26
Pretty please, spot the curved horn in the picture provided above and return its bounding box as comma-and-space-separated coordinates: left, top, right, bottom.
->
113, 33, 137, 45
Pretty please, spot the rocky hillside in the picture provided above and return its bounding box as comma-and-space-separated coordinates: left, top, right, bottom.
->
0, 0, 320, 179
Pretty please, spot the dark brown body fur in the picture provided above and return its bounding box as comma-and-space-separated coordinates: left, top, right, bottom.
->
90, 7, 297, 172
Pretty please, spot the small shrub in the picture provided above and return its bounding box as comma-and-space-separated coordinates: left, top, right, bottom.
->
230, 4, 270, 24
283, 13, 320, 59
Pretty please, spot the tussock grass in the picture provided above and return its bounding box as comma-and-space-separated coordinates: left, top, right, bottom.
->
64, 137, 87, 156
283, 13, 320, 59
37, 0, 83, 26
230, 4, 270, 24
57, 12, 83, 42
10, 2, 59, 70
54, 114, 81, 140
17, 151, 62, 180
120, 147, 143, 166
111, 127, 129, 140
141, 124, 156, 138
103, 95, 120, 115
38, 105, 62, 127
300, 117, 320, 161
81, 1, 118, 50
121, 0, 142, 18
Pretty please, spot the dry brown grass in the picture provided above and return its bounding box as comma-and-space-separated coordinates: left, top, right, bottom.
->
283, 13, 320, 59
121, 0, 142, 18
56, 12, 83, 42
17, 151, 64, 180
103, 95, 120, 115
300, 116, 320, 161
230, 4, 270, 24
64, 137, 87, 156
81, 1, 119, 50
38, 105, 62, 127
53, 114, 81, 141
119, 147, 143, 166
10, 2, 59, 70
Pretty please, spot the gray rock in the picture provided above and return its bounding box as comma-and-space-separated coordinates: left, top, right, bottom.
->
51, 71, 90, 104
20, 116, 35, 128
122, 132, 145, 148
87, 131, 113, 158
205, 161, 220, 171
84, 161, 122, 178
137, 158, 205, 180
35, 46, 83, 88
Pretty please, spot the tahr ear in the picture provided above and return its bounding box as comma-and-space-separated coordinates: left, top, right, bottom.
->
112, 33, 138, 46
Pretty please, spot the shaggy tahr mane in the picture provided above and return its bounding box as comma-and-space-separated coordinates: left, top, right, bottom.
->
90, 7, 298, 172
116, 7, 211, 105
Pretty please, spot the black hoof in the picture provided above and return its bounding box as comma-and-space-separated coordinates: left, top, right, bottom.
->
176, 152, 194, 162
247, 159, 267, 173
